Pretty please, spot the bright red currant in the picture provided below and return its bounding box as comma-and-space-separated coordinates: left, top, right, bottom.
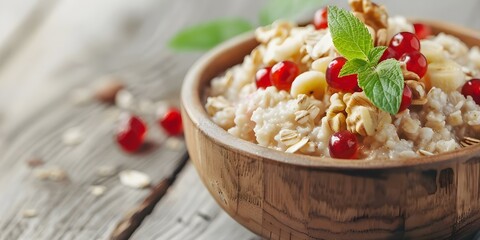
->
400, 51, 428, 79
398, 85, 412, 113
413, 23, 432, 40
159, 107, 183, 136
255, 67, 272, 89
116, 114, 147, 153
380, 47, 399, 61
389, 32, 421, 56
270, 61, 299, 91
313, 7, 328, 30
328, 130, 358, 159
326, 57, 361, 93
462, 79, 480, 105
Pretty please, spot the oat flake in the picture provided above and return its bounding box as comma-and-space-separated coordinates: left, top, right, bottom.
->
119, 170, 151, 189
62, 127, 85, 146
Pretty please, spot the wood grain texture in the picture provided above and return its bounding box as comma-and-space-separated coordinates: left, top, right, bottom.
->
181, 21, 480, 240
130, 164, 260, 240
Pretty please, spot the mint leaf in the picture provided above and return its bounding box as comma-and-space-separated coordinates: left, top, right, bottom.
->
339, 58, 368, 77
368, 46, 388, 65
358, 59, 404, 114
169, 19, 253, 51
327, 6, 373, 60
259, 0, 326, 25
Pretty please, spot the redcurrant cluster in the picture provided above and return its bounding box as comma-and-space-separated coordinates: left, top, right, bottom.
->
116, 107, 183, 153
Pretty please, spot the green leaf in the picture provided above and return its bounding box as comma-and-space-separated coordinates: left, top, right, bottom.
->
358, 59, 404, 114
327, 6, 373, 60
339, 58, 368, 77
368, 46, 388, 65
169, 19, 253, 51
259, 0, 326, 25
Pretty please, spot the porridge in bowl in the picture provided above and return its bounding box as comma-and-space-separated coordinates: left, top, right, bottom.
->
205, 0, 480, 160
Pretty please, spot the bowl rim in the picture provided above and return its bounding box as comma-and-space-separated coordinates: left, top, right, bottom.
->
182, 19, 480, 170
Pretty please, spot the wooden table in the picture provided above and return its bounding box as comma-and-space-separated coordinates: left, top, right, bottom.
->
0, 0, 478, 239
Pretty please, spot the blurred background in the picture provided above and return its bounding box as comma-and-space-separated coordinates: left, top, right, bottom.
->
0, 0, 478, 135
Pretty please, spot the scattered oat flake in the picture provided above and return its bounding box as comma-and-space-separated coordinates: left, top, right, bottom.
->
26, 158, 44, 168
34, 167, 68, 181
115, 89, 135, 110
89, 185, 107, 196
119, 170, 151, 189
96, 165, 119, 177
22, 209, 37, 218
165, 138, 183, 150
93, 76, 124, 103
62, 127, 85, 146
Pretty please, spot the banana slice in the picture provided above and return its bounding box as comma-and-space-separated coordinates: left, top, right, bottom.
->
420, 40, 446, 63
290, 71, 327, 99
427, 60, 466, 93
311, 56, 334, 74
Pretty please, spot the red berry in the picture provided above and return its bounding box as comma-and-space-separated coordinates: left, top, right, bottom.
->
116, 114, 147, 153
270, 61, 299, 92
326, 57, 361, 93
255, 67, 272, 89
398, 85, 412, 113
380, 47, 399, 61
313, 7, 328, 30
400, 51, 428, 79
413, 23, 432, 40
389, 32, 421, 56
159, 107, 183, 136
462, 79, 480, 105
329, 130, 358, 159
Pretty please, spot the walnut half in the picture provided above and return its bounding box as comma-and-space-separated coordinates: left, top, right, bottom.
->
344, 92, 391, 136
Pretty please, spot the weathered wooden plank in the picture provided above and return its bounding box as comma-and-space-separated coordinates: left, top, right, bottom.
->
130, 164, 260, 240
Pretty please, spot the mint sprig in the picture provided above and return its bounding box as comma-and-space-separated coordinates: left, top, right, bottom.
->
327, 6, 404, 114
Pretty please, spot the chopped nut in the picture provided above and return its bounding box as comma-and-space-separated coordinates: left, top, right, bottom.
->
34, 167, 68, 181
401, 62, 421, 81
62, 127, 85, 146
22, 209, 38, 218
285, 137, 309, 153
405, 80, 427, 105
119, 170, 151, 189
326, 93, 347, 132
115, 89, 135, 110
345, 92, 388, 136
295, 110, 310, 124
279, 129, 300, 146
89, 185, 107, 197
350, 0, 388, 31
26, 158, 44, 168
376, 28, 388, 46
96, 165, 119, 177
165, 138, 184, 150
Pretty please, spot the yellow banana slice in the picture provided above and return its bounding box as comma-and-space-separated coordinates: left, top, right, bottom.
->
427, 60, 466, 93
420, 40, 446, 63
311, 56, 334, 74
290, 71, 327, 99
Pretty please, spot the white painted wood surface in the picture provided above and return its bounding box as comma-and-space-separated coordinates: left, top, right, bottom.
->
0, 0, 477, 239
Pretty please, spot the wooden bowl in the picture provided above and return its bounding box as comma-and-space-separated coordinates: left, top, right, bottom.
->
181, 20, 480, 240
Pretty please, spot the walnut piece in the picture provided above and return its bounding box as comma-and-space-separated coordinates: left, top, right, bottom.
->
405, 80, 427, 105
325, 93, 347, 132
344, 92, 391, 136
349, 0, 389, 46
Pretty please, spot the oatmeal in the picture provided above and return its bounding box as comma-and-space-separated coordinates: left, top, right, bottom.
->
205, 0, 480, 159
